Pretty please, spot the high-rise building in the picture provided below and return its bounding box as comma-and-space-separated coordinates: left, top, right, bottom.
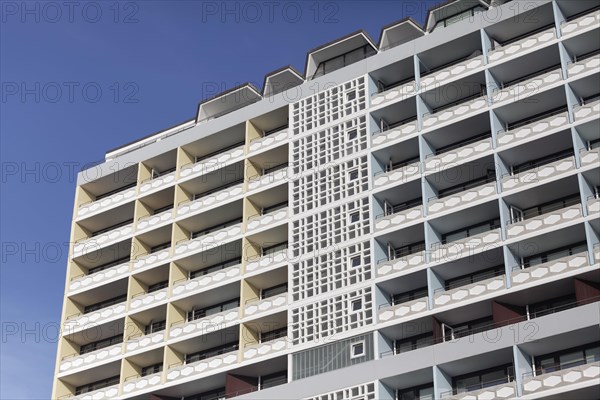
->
52, 1, 600, 399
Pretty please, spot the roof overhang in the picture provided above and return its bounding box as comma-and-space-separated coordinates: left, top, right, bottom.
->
379, 17, 425, 50
262, 66, 304, 97
196, 83, 262, 122
305, 30, 378, 79
425, 0, 490, 32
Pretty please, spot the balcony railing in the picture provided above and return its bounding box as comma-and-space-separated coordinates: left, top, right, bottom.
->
77, 182, 137, 218
139, 169, 176, 194
428, 177, 497, 215
378, 296, 429, 323
180, 142, 245, 180
373, 159, 421, 188
171, 262, 241, 298
371, 77, 417, 107
248, 125, 288, 153
502, 151, 576, 192
376, 250, 427, 278
169, 307, 240, 340
512, 251, 589, 286
242, 336, 289, 360
245, 247, 288, 273
165, 349, 239, 382
64, 301, 127, 332
488, 25, 556, 63
247, 164, 289, 191
440, 377, 515, 399
125, 330, 165, 353
68, 383, 120, 400
523, 360, 600, 395
573, 96, 600, 121
132, 247, 171, 271
246, 206, 289, 232
174, 220, 243, 258
244, 292, 288, 317
424, 134, 492, 172
433, 273, 506, 308
420, 53, 484, 90
129, 287, 168, 310
422, 93, 488, 130
567, 49, 600, 79
431, 226, 502, 263
59, 343, 122, 374
122, 371, 163, 394
69, 259, 130, 293
560, 6, 600, 37
497, 108, 569, 148
492, 65, 563, 105
72, 221, 134, 257
136, 207, 173, 232
506, 199, 582, 238
177, 180, 244, 218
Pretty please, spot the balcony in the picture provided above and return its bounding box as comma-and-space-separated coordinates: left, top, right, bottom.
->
122, 371, 162, 395
72, 221, 133, 258
595, 243, 600, 261
242, 336, 289, 360
580, 145, 600, 168
375, 202, 423, 232
496, 109, 569, 148
70, 383, 120, 400
68, 260, 130, 293
59, 343, 122, 375
168, 307, 239, 340
247, 164, 289, 192
511, 251, 590, 287
136, 208, 173, 232
431, 227, 502, 263
125, 330, 165, 353
139, 169, 176, 195
488, 26, 556, 64
434, 273, 506, 308
371, 118, 418, 147
419, 53, 484, 91
502, 151, 576, 192
77, 183, 137, 219
568, 51, 600, 79
589, 194, 600, 214
179, 142, 245, 181
248, 126, 288, 154
422, 94, 488, 131
441, 379, 516, 400
492, 66, 563, 105
506, 199, 583, 239
177, 181, 244, 218
522, 361, 600, 395
165, 350, 239, 382
174, 219, 243, 259
560, 7, 600, 38
573, 97, 600, 121
428, 178, 497, 215
129, 287, 168, 311
371, 77, 417, 108
132, 247, 170, 272
64, 301, 127, 332
376, 249, 426, 278
171, 261, 241, 298
245, 247, 288, 274
424, 134, 492, 173
378, 296, 429, 323
246, 206, 288, 233
373, 158, 421, 189
244, 292, 288, 317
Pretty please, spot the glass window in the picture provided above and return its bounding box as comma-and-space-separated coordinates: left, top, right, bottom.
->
350, 255, 361, 268
351, 299, 362, 312
347, 129, 357, 140
586, 346, 600, 364
559, 350, 585, 369
349, 212, 360, 223
351, 342, 365, 358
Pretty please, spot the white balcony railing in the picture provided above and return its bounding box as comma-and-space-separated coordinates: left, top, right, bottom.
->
122, 371, 163, 394
171, 264, 241, 298
378, 297, 429, 323
246, 207, 288, 232
492, 68, 563, 105
59, 343, 122, 374
376, 251, 426, 278
132, 248, 171, 271
580, 146, 600, 168
129, 288, 168, 311
502, 155, 576, 192
428, 181, 497, 215
136, 209, 173, 232
243, 337, 289, 360
375, 205, 423, 232
248, 128, 288, 154
247, 167, 289, 192
244, 293, 288, 317
169, 308, 240, 340
522, 361, 600, 395
431, 228, 502, 263
560, 8, 600, 38
488, 27, 556, 63
371, 80, 417, 107
177, 182, 244, 218
125, 330, 165, 353
166, 350, 239, 382
512, 251, 590, 286
77, 185, 137, 219
497, 111, 569, 148
371, 119, 418, 147
443, 381, 516, 400
70, 383, 120, 400
139, 170, 176, 195
420, 55, 484, 90
174, 223, 243, 259
69, 261, 130, 293
573, 98, 600, 121
73, 223, 133, 258
64, 302, 127, 332
588, 196, 600, 215
567, 53, 600, 79
373, 161, 421, 188
506, 203, 583, 238
424, 137, 492, 173
179, 144, 245, 180
433, 275, 506, 308
422, 95, 488, 130
245, 249, 288, 273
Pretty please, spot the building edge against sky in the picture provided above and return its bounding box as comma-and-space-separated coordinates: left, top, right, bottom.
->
53, 0, 600, 399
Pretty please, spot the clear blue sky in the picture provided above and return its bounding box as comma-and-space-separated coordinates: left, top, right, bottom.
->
0, 1, 435, 397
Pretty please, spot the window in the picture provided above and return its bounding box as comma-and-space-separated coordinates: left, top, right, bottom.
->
349, 255, 361, 268
348, 169, 359, 181
80, 334, 123, 355
347, 128, 357, 141
350, 298, 362, 312
349, 212, 360, 224
148, 280, 168, 293
350, 341, 365, 358
346, 90, 356, 101
141, 363, 163, 376
534, 342, 600, 375
144, 320, 166, 335
84, 294, 127, 314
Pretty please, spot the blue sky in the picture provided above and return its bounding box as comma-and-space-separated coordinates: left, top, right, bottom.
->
0, 1, 435, 397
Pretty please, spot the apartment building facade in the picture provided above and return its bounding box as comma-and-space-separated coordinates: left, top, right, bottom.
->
52, 0, 600, 399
